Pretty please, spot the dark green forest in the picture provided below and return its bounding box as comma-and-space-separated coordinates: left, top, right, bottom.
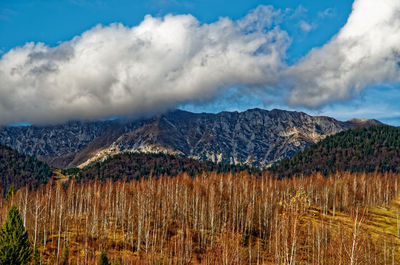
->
270, 125, 400, 177
0, 144, 53, 191
64, 152, 259, 182
3, 125, 400, 192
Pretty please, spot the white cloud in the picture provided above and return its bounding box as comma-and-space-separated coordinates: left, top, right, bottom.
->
318, 8, 335, 18
291, 5, 308, 18
286, 0, 400, 107
298, 20, 315, 32
4, 0, 400, 124
0, 6, 289, 125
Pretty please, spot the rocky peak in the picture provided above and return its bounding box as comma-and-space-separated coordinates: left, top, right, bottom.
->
0, 109, 382, 168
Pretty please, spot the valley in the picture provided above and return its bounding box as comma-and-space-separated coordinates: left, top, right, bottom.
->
0, 108, 397, 264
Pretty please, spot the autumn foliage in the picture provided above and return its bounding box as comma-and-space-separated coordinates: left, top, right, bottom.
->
1, 171, 400, 264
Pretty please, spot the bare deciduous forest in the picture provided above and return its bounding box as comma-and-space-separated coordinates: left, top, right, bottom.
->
3, 171, 400, 264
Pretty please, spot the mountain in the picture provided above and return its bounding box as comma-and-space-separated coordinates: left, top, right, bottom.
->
270, 125, 400, 177
0, 109, 382, 169
65, 152, 258, 182
0, 144, 53, 191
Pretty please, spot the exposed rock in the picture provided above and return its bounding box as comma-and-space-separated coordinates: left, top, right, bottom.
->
0, 109, 382, 168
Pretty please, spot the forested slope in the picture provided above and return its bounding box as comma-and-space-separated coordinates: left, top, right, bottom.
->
270, 125, 400, 177
64, 152, 258, 182
0, 144, 53, 191
6, 171, 400, 264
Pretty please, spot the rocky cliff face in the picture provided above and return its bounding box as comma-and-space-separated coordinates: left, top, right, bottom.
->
0, 121, 122, 168
0, 109, 382, 168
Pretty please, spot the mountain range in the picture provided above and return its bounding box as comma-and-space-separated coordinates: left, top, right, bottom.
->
0, 108, 382, 169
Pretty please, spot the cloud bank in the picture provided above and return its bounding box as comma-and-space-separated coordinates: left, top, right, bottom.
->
0, 6, 288, 125
2, 0, 400, 125
286, 0, 400, 107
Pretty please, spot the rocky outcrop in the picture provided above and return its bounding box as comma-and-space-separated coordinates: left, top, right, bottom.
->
0, 109, 382, 168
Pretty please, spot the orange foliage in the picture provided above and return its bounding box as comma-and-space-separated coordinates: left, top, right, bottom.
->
2, 171, 400, 264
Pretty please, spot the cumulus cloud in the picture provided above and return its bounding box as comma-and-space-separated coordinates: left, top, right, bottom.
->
0, 5, 289, 125
286, 0, 400, 107
4, 0, 399, 124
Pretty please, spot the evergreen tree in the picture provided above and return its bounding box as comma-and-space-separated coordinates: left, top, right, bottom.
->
0, 205, 32, 265
32, 246, 41, 265
98, 250, 110, 265
5, 185, 15, 201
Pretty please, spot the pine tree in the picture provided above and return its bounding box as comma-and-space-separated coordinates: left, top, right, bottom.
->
5, 185, 15, 202
32, 246, 41, 265
0, 205, 32, 265
98, 250, 110, 265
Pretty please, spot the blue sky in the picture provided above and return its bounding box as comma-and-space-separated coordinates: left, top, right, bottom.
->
0, 0, 352, 63
0, 0, 399, 125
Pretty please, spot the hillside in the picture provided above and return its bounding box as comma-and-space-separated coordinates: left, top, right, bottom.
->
64, 152, 257, 182
0, 109, 382, 168
6, 171, 400, 264
270, 125, 400, 177
0, 144, 53, 191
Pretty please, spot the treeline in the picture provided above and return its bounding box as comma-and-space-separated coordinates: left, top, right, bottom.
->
270, 125, 400, 177
2, 171, 400, 264
63, 152, 259, 182
0, 144, 53, 191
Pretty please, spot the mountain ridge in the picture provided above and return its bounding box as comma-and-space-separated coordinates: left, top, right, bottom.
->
0, 108, 383, 169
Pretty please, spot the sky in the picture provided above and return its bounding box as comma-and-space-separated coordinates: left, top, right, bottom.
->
0, 0, 399, 125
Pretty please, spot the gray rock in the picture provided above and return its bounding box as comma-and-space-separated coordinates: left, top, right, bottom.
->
0, 109, 382, 168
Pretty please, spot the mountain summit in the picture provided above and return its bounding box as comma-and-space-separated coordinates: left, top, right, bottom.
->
0, 109, 382, 168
